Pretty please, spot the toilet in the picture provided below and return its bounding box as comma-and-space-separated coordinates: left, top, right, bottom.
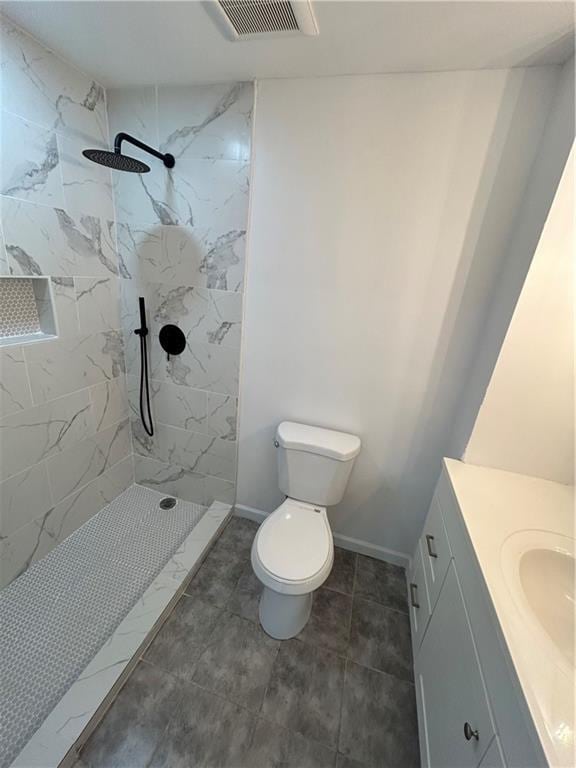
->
251, 421, 361, 639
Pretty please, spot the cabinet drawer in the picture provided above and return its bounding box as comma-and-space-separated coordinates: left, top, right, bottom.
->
415, 562, 495, 768
408, 540, 432, 651
421, 494, 452, 610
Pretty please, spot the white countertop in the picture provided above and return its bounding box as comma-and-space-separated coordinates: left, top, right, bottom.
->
444, 459, 574, 768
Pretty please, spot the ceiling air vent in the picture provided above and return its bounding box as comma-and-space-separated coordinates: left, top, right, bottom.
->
206, 0, 319, 40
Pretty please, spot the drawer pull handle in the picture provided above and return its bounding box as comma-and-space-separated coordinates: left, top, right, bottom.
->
463, 722, 479, 742
426, 534, 438, 558
409, 582, 419, 608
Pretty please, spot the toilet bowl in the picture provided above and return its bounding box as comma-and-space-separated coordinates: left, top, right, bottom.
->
252, 421, 361, 639
252, 498, 334, 639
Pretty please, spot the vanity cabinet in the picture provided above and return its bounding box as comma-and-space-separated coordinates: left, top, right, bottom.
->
408, 540, 431, 650
415, 562, 495, 768
409, 463, 546, 768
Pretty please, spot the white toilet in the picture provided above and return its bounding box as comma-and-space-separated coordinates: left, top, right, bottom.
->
251, 421, 361, 640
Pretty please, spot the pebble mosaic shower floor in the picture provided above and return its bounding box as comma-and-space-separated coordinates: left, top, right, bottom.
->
0, 485, 206, 768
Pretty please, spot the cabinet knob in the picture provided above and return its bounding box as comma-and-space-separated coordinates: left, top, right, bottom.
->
463, 722, 479, 742
426, 534, 438, 558
409, 582, 420, 608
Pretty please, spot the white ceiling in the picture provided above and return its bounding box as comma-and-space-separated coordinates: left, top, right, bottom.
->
1, 0, 574, 87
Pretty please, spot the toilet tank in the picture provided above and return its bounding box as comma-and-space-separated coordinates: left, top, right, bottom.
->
276, 422, 361, 506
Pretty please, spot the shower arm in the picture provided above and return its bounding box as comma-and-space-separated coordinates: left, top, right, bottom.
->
114, 132, 175, 168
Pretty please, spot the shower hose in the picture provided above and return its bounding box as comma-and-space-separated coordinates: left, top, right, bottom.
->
139, 329, 154, 437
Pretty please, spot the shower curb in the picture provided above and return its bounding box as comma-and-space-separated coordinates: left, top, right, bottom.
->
11, 497, 232, 768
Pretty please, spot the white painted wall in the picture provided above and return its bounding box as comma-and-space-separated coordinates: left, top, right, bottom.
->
464, 146, 574, 484
450, 57, 575, 458
237, 67, 560, 556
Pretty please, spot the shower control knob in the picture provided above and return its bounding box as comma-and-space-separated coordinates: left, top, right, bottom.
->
274, 440, 280, 448
159, 324, 186, 358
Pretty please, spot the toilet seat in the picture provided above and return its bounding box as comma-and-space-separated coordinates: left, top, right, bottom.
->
251, 498, 334, 595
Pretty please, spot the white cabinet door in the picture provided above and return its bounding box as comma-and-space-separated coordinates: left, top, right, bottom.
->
478, 737, 506, 768
408, 540, 432, 651
415, 562, 495, 768
421, 494, 452, 610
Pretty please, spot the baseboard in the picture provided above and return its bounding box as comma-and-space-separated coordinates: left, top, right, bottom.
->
234, 504, 410, 568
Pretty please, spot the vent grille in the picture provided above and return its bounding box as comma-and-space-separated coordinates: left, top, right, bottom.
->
218, 0, 300, 35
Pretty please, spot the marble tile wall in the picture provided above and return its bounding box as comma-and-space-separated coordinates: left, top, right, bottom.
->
107, 81, 253, 508
0, 15, 132, 588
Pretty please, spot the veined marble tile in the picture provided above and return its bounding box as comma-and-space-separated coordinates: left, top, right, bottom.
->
127, 374, 207, 433
0, 461, 53, 538
46, 417, 130, 504
107, 86, 158, 147
116, 222, 245, 292
0, 345, 33, 418
113, 158, 249, 235
206, 392, 237, 440
201, 228, 246, 291
134, 454, 205, 505
45, 455, 133, 545
163, 339, 240, 395
158, 82, 253, 161
0, 226, 8, 275
0, 16, 107, 143
0, 388, 93, 481
50, 276, 79, 337
59, 134, 114, 221
133, 420, 236, 481
148, 282, 242, 348
171, 159, 250, 240
75, 276, 121, 333
24, 330, 125, 404
1, 197, 118, 277
206, 475, 236, 506
0, 506, 56, 588
90, 376, 129, 433
1, 111, 63, 207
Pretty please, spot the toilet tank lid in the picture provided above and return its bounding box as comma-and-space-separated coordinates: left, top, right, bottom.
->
276, 422, 361, 461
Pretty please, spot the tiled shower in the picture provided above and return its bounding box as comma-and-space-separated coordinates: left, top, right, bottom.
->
0, 13, 252, 766
0, 14, 252, 589
109, 81, 252, 509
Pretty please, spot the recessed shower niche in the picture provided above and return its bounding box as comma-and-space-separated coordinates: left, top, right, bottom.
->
0, 276, 58, 347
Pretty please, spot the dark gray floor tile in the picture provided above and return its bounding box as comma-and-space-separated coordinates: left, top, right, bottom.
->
337, 754, 366, 768
148, 682, 256, 768
213, 515, 259, 558
339, 662, 419, 767
354, 556, 408, 613
324, 548, 356, 595
297, 588, 352, 655
81, 662, 181, 768
227, 562, 262, 623
246, 719, 337, 768
348, 597, 413, 681
143, 593, 222, 681
185, 547, 245, 607
193, 610, 279, 712
261, 638, 345, 749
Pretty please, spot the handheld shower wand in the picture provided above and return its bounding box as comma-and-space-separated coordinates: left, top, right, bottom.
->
134, 297, 154, 437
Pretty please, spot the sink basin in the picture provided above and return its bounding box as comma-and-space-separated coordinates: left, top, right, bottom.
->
519, 547, 574, 667
501, 530, 575, 673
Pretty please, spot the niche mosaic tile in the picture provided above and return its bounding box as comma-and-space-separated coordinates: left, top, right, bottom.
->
0, 278, 41, 338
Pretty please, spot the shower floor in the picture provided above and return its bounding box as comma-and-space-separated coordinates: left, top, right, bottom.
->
0, 484, 222, 768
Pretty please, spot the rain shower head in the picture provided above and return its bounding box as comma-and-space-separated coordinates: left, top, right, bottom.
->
83, 132, 175, 173
82, 148, 151, 173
